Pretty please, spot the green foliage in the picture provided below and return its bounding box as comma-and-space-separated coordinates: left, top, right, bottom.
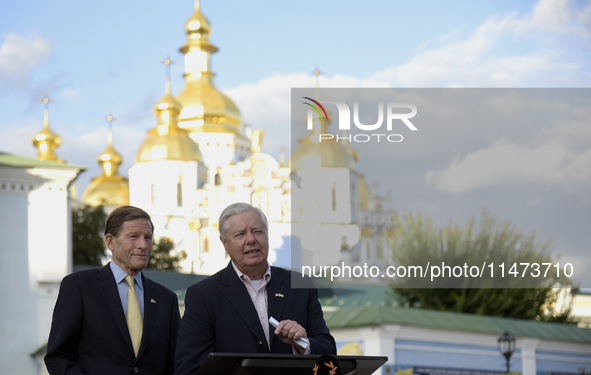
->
72, 206, 185, 271
148, 237, 186, 271
387, 210, 577, 322
72, 204, 107, 266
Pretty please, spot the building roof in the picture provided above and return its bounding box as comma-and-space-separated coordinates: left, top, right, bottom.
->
142, 269, 207, 301
175, 2, 242, 134
323, 305, 591, 344
0, 152, 85, 170
318, 284, 397, 310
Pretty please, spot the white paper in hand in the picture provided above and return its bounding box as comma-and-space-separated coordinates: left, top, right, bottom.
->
269, 316, 309, 349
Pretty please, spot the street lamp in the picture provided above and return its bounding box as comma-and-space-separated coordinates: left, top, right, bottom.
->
498, 332, 516, 373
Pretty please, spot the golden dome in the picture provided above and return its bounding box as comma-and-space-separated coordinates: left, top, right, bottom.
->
136, 127, 203, 162
175, 1, 242, 134
98, 143, 122, 177
32, 94, 64, 163
155, 86, 183, 116
247, 129, 280, 176
182, 1, 214, 47
176, 77, 242, 134
82, 116, 130, 207
136, 79, 203, 163
82, 174, 130, 207
290, 116, 357, 171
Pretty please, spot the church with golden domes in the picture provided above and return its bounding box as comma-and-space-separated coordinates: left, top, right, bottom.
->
75, 1, 396, 276
6, 3, 591, 375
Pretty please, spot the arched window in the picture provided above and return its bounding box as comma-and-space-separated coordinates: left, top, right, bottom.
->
150, 183, 155, 207
177, 181, 183, 207
331, 182, 337, 211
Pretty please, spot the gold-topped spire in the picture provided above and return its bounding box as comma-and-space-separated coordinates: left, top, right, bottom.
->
32, 92, 64, 162
81, 112, 130, 208
180, 1, 216, 58
290, 107, 356, 171
98, 112, 123, 177
316, 65, 359, 162
106, 112, 115, 144
175, 2, 242, 134
310, 65, 323, 101
160, 54, 176, 95
290, 67, 358, 171
135, 57, 203, 163
154, 54, 182, 134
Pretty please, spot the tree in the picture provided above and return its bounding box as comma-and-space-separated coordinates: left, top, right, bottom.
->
386, 210, 577, 323
72, 206, 185, 270
148, 237, 186, 271
72, 204, 107, 266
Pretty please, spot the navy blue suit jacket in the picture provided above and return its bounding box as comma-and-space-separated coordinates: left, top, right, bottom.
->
174, 263, 336, 375
45, 263, 181, 375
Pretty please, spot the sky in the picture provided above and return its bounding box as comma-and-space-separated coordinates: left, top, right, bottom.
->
0, 0, 590, 286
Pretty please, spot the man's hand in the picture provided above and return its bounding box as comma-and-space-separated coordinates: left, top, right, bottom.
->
273, 319, 308, 354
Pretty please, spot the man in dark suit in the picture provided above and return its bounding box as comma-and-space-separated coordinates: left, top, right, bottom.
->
174, 202, 336, 375
45, 206, 181, 375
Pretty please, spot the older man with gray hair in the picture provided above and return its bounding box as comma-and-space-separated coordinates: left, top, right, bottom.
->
174, 202, 336, 375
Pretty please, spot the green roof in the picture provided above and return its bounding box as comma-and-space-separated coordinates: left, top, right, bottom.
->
142, 269, 207, 300
0, 152, 86, 170
319, 284, 397, 309
324, 305, 591, 344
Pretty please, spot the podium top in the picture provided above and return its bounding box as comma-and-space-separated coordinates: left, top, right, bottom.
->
197, 353, 388, 375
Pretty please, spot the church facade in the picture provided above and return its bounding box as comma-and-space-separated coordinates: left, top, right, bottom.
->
81, 2, 394, 276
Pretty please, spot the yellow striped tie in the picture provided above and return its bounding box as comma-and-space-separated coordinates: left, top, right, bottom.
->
125, 275, 143, 357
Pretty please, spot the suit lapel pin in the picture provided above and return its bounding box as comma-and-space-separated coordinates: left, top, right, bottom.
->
150, 298, 156, 304
275, 293, 284, 298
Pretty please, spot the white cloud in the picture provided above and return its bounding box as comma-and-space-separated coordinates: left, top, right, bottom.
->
225, 72, 389, 158
424, 88, 591, 196
530, 0, 573, 32
226, 72, 389, 125
374, 0, 590, 87
0, 33, 51, 77
425, 137, 591, 195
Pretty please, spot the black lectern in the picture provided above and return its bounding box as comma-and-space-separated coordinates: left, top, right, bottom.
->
196, 353, 388, 375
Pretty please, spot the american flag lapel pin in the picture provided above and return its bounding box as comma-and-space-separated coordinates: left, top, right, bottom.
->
150, 298, 157, 304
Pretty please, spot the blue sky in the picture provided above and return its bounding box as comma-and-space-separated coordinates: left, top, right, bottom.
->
1, 0, 590, 285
